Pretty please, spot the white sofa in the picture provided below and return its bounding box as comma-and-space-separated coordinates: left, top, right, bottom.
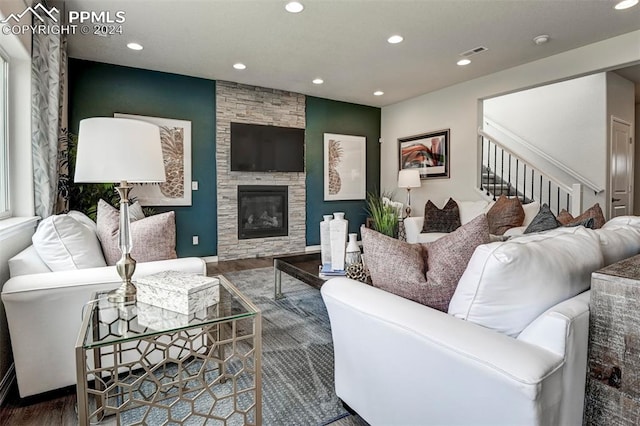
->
1, 215, 207, 398
321, 217, 640, 425
404, 198, 539, 243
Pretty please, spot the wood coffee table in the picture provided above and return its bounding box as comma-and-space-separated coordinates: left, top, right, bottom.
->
274, 252, 324, 299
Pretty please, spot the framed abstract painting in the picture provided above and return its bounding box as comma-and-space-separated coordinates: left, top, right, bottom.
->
398, 129, 450, 179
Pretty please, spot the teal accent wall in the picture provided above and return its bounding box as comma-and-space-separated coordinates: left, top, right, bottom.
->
68, 60, 381, 255
305, 97, 381, 245
68, 59, 217, 257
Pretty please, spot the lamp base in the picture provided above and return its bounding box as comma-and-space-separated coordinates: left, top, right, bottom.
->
108, 206, 138, 304
107, 282, 137, 304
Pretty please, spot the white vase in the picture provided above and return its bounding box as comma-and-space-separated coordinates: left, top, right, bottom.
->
320, 215, 333, 268
345, 233, 361, 267
330, 212, 348, 271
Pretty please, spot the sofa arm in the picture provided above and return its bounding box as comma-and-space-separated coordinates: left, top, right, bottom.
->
321, 278, 565, 425
517, 290, 590, 425
2, 257, 206, 295
1, 257, 206, 397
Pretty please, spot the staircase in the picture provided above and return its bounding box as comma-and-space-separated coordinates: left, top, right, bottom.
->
481, 165, 531, 202
478, 128, 583, 216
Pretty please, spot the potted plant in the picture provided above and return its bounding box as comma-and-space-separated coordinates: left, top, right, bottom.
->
366, 191, 400, 238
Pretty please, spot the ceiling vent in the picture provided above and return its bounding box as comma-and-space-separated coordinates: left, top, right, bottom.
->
459, 46, 488, 57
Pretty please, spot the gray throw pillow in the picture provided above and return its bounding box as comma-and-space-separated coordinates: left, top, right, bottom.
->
524, 203, 560, 234
564, 217, 595, 229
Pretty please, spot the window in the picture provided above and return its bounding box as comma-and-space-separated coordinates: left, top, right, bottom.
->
0, 51, 8, 219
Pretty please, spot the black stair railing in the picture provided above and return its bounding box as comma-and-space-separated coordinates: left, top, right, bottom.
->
479, 129, 583, 216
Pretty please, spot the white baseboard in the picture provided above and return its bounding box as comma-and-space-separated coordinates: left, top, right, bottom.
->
202, 256, 218, 263
0, 363, 15, 406
305, 245, 321, 253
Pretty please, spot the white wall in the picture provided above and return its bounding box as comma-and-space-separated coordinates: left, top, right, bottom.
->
0, 1, 34, 217
381, 30, 640, 216
606, 72, 635, 216
483, 74, 607, 193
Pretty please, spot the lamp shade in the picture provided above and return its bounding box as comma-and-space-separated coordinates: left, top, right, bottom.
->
398, 169, 421, 189
74, 117, 166, 183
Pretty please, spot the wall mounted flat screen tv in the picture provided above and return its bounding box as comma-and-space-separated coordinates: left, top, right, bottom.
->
231, 122, 305, 172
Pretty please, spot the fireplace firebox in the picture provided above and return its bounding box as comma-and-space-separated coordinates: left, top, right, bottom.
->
238, 185, 288, 239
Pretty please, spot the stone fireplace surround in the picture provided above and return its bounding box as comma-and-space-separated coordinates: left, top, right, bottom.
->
216, 81, 306, 261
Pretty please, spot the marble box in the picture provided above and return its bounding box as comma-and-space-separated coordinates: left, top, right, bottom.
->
137, 302, 212, 330
136, 271, 220, 315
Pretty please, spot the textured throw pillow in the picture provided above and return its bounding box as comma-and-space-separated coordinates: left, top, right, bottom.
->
362, 215, 489, 312
524, 204, 560, 234
97, 199, 177, 266
361, 226, 428, 302
486, 195, 525, 235
421, 198, 461, 233
557, 203, 606, 229
422, 214, 490, 311
32, 214, 107, 271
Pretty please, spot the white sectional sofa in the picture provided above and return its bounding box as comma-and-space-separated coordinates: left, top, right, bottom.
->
321, 216, 640, 425
1, 211, 207, 398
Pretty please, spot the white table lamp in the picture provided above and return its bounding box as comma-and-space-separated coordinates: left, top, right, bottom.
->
74, 117, 165, 303
398, 169, 421, 217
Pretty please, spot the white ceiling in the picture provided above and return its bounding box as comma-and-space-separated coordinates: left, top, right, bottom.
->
62, 0, 640, 107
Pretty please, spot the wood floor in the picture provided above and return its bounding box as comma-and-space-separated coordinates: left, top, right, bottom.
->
0, 257, 368, 425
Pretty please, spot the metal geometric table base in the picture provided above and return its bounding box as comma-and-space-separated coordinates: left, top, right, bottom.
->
77, 314, 261, 425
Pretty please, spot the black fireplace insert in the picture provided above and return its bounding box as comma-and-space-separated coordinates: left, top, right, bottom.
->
237, 185, 288, 239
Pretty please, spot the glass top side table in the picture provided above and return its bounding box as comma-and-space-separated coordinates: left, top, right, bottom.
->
75, 275, 262, 425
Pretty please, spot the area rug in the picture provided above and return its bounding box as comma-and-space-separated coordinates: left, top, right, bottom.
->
226, 267, 347, 425
119, 267, 347, 425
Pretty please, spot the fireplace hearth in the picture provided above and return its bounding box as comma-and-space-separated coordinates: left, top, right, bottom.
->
238, 185, 288, 239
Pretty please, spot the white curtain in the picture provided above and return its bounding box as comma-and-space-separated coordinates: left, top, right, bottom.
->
31, 6, 69, 219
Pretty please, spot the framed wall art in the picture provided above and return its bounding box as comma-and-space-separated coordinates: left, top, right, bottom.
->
115, 113, 192, 206
323, 133, 366, 201
398, 129, 450, 179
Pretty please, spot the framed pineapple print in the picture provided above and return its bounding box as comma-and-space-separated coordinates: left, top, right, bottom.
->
323, 133, 366, 201
114, 113, 192, 206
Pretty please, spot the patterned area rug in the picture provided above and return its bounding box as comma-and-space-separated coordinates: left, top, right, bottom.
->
119, 267, 347, 425
226, 267, 347, 425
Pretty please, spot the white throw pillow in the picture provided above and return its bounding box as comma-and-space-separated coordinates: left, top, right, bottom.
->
595, 225, 640, 266
448, 226, 603, 337
521, 201, 540, 227
604, 215, 640, 228
454, 199, 490, 225
32, 214, 107, 271
68, 210, 97, 233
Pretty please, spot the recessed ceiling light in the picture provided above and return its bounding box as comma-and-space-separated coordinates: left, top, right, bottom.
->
233, 63, 247, 70
457, 59, 471, 66
615, 0, 638, 9
373, 91, 384, 96
285, 1, 304, 13
312, 78, 324, 85
533, 34, 549, 45
127, 42, 143, 51
387, 35, 403, 44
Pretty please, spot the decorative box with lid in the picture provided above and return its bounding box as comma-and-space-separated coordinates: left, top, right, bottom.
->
136, 271, 220, 315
